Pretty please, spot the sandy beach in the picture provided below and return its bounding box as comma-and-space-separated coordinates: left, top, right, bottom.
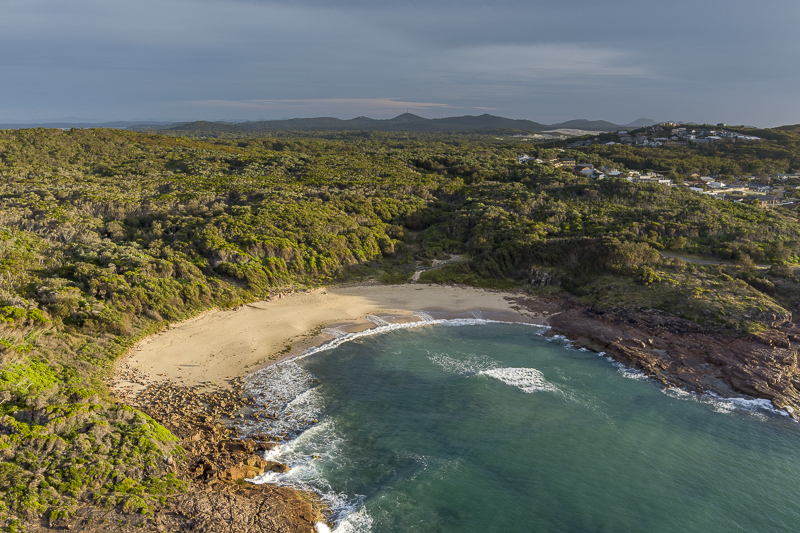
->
115, 284, 553, 392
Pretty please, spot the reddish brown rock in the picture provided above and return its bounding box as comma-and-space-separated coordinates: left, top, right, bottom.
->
547, 308, 800, 417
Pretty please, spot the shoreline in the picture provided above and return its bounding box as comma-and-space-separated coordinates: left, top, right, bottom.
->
113, 284, 555, 396
107, 282, 799, 531
116, 282, 800, 420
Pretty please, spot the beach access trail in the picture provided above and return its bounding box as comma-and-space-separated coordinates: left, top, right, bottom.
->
119, 284, 550, 392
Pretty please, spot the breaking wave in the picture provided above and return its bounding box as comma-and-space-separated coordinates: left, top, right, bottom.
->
428, 350, 559, 394
250, 419, 367, 526
242, 361, 323, 441
332, 507, 373, 532
662, 387, 788, 418
427, 352, 499, 375
479, 367, 560, 393
279, 315, 548, 366
589, 349, 787, 418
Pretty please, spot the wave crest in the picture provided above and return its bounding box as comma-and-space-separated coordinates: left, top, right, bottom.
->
428, 352, 498, 375
479, 367, 559, 393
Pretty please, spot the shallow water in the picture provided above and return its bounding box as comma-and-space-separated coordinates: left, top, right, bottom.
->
247, 323, 800, 532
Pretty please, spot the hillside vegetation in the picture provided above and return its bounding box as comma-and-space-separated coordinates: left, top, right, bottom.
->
1, 127, 800, 528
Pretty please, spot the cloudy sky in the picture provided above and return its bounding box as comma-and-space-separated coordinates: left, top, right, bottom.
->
2, 0, 799, 126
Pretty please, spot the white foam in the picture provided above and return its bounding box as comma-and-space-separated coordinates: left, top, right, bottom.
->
366, 315, 390, 327
428, 352, 499, 375
322, 327, 347, 338
332, 507, 373, 533
315, 523, 332, 533
249, 418, 367, 527
609, 358, 650, 381
479, 367, 559, 393
663, 388, 788, 417
584, 349, 787, 419
273, 317, 549, 367
243, 362, 324, 440
412, 310, 434, 323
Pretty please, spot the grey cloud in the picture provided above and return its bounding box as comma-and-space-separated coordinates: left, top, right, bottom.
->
0, 0, 798, 125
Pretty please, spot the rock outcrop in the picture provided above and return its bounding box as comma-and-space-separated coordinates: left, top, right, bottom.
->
547, 308, 800, 417
34, 379, 331, 532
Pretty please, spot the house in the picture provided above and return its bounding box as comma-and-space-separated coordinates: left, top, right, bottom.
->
756, 195, 783, 208
517, 155, 531, 163
640, 171, 664, 179
557, 158, 576, 168
721, 194, 748, 203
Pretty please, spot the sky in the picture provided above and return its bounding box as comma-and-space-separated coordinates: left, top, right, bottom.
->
2, 0, 799, 127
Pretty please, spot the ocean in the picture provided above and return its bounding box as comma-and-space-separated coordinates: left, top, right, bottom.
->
245, 322, 800, 532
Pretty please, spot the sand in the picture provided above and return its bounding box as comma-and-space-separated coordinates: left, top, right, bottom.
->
116, 284, 551, 392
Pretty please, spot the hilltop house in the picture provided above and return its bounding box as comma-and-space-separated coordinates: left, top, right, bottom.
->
756, 195, 783, 208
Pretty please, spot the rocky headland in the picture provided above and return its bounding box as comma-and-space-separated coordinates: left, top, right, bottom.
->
128, 380, 330, 533
545, 306, 800, 418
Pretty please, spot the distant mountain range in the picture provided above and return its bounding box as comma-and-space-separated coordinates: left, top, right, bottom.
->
0, 114, 660, 133
156, 114, 659, 133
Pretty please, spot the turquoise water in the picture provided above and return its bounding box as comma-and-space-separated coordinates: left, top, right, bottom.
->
247, 323, 800, 532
